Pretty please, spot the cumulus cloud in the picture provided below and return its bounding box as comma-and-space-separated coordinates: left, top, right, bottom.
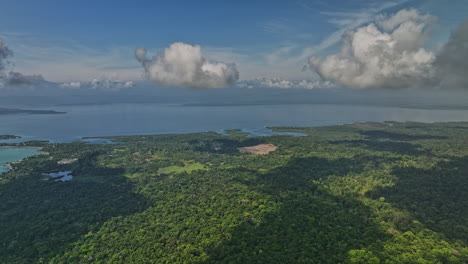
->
434, 20, 468, 89
0, 39, 13, 72
308, 9, 436, 89
238, 78, 333, 89
0, 38, 44, 88
7, 71, 44, 85
309, 9, 468, 90
135, 42, 239, 88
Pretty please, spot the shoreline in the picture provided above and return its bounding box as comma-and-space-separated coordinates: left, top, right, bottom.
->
0, 146, 43, 149
0, 146, 46, 154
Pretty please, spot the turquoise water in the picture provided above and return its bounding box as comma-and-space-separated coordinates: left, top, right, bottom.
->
0, 148, 40, 173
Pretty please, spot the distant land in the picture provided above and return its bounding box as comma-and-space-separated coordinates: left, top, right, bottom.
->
0, 108, 66, 115
0, 135, 21, 140
182, 101, 468, 111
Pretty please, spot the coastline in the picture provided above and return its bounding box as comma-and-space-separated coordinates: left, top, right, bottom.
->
16, 120, 468, 144
0, 146, 47, 154
0, 146, 43, 149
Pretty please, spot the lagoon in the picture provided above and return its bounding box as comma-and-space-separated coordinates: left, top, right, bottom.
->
0, 148, 41, 173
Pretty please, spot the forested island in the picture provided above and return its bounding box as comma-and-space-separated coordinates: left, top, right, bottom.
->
0, 122, 467, 263
0, 135, 21, 140
0, 108, 65, 115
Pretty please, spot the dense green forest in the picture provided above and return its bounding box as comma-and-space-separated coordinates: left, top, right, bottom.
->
0, 122, 467, 263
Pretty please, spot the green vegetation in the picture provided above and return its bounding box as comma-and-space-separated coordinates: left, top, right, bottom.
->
224, 129, 249, 137
0, 135, 20, 140
0, 122, 467, 263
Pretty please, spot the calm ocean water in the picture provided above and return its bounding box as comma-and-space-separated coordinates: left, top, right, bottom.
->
1, 103, 468, 143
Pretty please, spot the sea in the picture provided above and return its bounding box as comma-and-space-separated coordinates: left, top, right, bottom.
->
1, 102, 468, 143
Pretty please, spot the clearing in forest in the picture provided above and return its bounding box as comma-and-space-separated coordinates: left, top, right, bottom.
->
238, 144, 278, 154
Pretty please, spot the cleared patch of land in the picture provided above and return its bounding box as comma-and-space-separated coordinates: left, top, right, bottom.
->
238, 144, 278, 154
57, 158, 78, 164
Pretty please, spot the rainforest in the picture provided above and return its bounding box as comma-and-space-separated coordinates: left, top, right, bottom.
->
0, 122, 466, 263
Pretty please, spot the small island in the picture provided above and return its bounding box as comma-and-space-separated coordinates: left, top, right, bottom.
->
0, 108, 66, 115
0, 135, 21, 140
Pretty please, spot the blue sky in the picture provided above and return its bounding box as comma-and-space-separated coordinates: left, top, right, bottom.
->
0, 0, 467, 83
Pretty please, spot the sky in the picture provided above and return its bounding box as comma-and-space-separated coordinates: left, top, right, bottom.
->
0, 0, 467, 89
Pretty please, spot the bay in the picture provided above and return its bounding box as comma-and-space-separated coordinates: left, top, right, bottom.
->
0, 148, 41, 173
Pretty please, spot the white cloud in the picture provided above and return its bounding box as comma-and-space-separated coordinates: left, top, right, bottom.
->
308, 9, 437, 89
434, 20, 468, 89
298, 0, 410, 61
0, 38, 45, 89
135, 42, 239, 89
308, 9, 468, 90
135, 47, 147, 63
0, 1, 410, 85
237, 78, 333, 89
60, 81, 81, 89
241, 0, 411, 82
60, 74, 134, 90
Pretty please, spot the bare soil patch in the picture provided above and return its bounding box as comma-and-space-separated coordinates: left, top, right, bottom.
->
238, 144, 278, 154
